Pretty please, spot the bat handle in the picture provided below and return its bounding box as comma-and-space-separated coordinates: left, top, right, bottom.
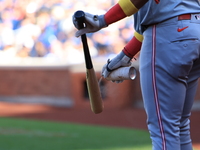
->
74, 10, 85, 29
74, 10, 93, 69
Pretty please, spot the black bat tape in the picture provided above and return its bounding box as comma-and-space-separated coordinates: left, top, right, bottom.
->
74, 10, 93, 69
82, 35, 93, 69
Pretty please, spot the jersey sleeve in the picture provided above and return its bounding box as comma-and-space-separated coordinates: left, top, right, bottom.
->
104, 0, 139, 25
123, 31, 143, 58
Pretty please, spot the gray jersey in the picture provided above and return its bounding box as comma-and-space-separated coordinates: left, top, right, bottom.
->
134, 0, 200, 34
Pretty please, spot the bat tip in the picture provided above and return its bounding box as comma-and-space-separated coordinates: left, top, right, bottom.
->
92, 108, 103, 114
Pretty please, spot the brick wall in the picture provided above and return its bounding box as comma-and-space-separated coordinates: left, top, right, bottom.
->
0, 68, 71, 96
0, 65, 199, 109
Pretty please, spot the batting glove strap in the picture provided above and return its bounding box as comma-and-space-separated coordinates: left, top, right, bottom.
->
98, 15, 107, 28
106, 59, 112, 72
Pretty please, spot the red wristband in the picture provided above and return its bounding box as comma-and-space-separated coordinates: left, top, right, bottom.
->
123, 36, 142, 58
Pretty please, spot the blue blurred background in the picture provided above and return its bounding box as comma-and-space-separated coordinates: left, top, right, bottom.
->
0, 0, 135, 65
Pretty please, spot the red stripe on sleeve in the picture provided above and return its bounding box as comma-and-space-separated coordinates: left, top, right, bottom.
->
104, 4, 127, 25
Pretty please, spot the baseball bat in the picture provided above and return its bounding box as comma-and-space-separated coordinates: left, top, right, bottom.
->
74, 10, 103, 114
106, 66, 137, 81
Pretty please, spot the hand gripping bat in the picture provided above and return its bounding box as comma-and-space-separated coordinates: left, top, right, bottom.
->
74, 10, 103, 114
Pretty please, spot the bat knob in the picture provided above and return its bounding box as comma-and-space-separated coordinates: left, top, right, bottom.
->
74, 10, 85, 20
74, 10, 85, 29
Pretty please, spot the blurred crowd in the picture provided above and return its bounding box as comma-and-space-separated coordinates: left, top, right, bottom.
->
0, 0, 135, 64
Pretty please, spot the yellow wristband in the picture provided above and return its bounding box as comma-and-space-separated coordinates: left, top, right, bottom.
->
134, 32, 143, 42
118, 0, 138, 16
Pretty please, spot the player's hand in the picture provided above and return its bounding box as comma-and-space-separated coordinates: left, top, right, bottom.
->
73, 12, 107, 37
102, 51, 132, 83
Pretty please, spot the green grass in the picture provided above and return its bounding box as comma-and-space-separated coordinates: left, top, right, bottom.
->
0, 117, 151, 150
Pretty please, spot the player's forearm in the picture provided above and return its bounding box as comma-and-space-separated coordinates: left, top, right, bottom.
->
104, 0, 148, 25
123, 32, 143, 58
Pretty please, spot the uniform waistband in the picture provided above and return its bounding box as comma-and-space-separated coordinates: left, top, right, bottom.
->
144, 13, 200, 30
